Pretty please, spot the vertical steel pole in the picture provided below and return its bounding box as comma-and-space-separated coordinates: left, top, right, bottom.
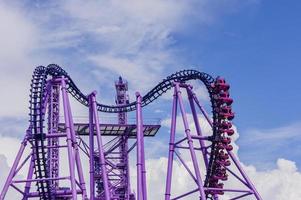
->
175, 83, 206, 200
165, 87, 178, 200
141, 128, 147, 200
0, 135, 28, 200
125, 140, 131, 200
61, 78, 77, 200
186, 87, 209, 168
187, 87, 219, 200
136, 92, 147, 200
89, 96, 95, 200
90, 91, 111, 200
65, 94, 87, 199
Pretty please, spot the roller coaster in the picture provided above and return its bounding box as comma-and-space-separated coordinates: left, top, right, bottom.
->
0, 64, 262, 200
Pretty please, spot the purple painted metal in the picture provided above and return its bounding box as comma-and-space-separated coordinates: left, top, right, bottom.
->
89, 96, 95, 200
61, 78, 79, 200
186, 86, 209, 168
191, 86, 262, 200
116, 77, 132, 200
105, 77, 133, 200
1, 77, 89, 200
47, 82, 60, 193
162, 82, 262, 200
136, 92, 147, 200
66, 88, 87, 199
165, 87, 177, 200
90, 91, 111, 200
0, 67, 262, 200
23, 156, 34, 200
175, 83, 207, 200
186, 86, 219, 200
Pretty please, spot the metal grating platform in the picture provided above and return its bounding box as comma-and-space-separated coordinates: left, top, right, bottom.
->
58, 123, 160, 137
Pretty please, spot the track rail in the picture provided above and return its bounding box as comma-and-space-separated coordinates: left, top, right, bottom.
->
29, 64, 234, 199
29, 67, 51, 199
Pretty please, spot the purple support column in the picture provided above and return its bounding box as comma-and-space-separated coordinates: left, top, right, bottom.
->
126, 140, 131, 200
66, 93, 87, 199
90, 91, 111, 200
136, 92, 147, 200
141, 124, 147, 200
187, 87, 219, 200
0, 135, 28, 200
61, 78, 77, 200
89, 96, 95, 200
165, 87, 178, 200
175, 83, 206, 200
186, 86, 209, 168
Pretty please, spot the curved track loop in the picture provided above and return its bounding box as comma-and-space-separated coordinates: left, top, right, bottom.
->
29, 67, 51, 199
29, 64, 235, 199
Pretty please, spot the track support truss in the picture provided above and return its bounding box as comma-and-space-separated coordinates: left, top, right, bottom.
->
0, 65, 262, 200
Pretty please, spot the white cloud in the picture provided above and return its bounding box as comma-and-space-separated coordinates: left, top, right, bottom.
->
0, 136, 27, 167
161, 114, 213, 136
0, 3, 37, 64
62, 0, 200, 94
242, 159, 301, 200
0, 2, 39, 117
238, 121, 301, 169
7, 0, 255, 98
130, 157, 199, 200
88, 52, 170, 95
243, 121, 301, 142
137, 155, 301, 200
31, 0, 191, 96
0, 0, 257, 118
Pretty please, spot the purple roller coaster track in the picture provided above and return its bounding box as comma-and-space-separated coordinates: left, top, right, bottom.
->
0, 64, 262, 200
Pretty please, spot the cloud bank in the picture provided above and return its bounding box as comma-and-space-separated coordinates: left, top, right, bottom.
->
1, 1, 299, 200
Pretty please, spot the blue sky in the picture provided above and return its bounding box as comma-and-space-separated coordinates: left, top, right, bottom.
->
1, 0, 300, 169
0, 0, 301, 199
173, 0, 301, 128
169, 0, 301, 169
